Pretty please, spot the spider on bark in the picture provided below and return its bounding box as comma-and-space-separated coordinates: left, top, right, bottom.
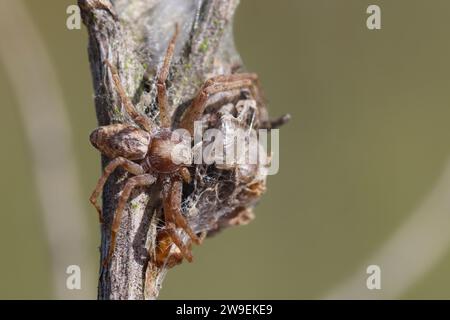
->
89, 25, 265, 268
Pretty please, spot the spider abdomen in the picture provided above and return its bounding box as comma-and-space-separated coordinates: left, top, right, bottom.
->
90, 124, 151, 160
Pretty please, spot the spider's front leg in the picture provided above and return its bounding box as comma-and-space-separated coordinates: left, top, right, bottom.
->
103, 173, 157, 267
89, 157, 144, 222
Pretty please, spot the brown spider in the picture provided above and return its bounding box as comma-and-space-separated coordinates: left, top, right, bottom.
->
89, 25, 263, 268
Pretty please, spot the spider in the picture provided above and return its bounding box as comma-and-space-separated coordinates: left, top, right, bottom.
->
89, 25, 264, 268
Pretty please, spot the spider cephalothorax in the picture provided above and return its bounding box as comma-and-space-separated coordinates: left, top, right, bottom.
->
89, 25, 289, 268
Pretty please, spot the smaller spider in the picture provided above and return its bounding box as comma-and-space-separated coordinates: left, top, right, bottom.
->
89, 25, 262, 267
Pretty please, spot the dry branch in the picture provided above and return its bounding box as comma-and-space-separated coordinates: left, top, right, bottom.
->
79, 0, 245, 300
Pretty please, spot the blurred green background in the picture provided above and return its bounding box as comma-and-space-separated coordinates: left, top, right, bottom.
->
1, 0, 450, 299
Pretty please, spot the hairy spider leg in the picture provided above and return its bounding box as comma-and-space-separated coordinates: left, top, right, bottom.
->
167, 179, 201, 245
157, 24, 180, 128
179, 73, 261, 135
103, 174, 157, 267
161, 179, 193, 262
105, 60, 153, 132
179, 167, 191, 184
154, 226, 190, 268
90, 157, 145, 223
159, 178, 203, 264
163, 222, 193, 263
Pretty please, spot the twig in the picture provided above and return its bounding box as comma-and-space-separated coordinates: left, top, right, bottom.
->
79, 0, 241, 300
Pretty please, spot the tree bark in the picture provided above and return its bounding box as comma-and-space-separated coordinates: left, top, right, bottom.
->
79, 0, 242, 300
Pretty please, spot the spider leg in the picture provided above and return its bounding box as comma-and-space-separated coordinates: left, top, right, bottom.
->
103, 173, 157, 267
105, 60, 153, 131
179, 73, 260, 135
89, 157, 144, 223
155, 176, 208, 267
161, 180, 193, 262
163, 222, 193, 263
159, 177, 201, 264
157, 24, 180, 128
166, 179, 201, 245
179, 167, 191, 184
154, 227, 187, 268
